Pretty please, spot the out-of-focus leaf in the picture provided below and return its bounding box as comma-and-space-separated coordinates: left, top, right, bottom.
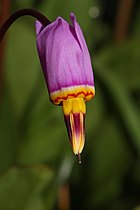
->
0, 88, 16, 172
0, 165, 53, 210
133, 206, 140, 210
95, 39, 140, 90
86, 81, 106, 135
18, 123, 66, 164
86, 118, 131, 208
17, 91, 70, 164
5, 20, 40, 118
95, 62, 140, 155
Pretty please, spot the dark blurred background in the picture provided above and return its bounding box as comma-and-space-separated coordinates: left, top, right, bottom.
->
0, 0, 140, 210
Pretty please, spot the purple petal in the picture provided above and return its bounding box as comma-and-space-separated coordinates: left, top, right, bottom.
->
70, 13, 94, 86
35, 20, 43, 36
36, 13, 94, 94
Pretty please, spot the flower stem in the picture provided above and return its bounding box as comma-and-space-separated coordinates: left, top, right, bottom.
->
0, 8, 51, 42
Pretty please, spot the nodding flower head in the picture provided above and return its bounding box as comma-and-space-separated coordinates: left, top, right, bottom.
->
36, 13, 95, 159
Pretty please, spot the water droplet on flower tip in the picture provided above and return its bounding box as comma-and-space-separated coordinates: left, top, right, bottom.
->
78, 153, 82, 164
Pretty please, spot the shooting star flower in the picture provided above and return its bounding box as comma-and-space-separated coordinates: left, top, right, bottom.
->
36, 13, 95, 160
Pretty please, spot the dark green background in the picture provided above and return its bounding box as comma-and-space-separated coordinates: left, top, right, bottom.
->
0, 0, 140, 210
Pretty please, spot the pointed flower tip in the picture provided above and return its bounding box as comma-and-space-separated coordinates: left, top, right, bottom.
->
63, 98, 85, 155
35, 20, 43, 36
57, 16, 63, 22
70, 12, 76, 26
70, 12, 76, 20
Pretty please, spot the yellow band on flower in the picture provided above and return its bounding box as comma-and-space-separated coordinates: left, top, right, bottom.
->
50, 85, 95, 105
62, 98, 86, 115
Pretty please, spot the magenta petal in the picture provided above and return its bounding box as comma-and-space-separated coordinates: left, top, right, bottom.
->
70, 13, 94, 86
35, 20, 43, 36
36, 13, 94, 94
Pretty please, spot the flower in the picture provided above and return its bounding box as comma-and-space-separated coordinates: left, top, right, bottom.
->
36, 13, 95, 159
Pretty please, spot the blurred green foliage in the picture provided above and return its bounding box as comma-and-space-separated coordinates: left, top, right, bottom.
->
0, 0, 140, 210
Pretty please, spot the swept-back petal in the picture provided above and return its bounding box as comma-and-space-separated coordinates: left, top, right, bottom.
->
70, 13, 94, 86
35, 20, 43, 36
36, 14, 94, 95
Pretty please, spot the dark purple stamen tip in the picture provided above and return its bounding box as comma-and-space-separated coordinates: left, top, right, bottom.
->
78, 153, 82, 164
